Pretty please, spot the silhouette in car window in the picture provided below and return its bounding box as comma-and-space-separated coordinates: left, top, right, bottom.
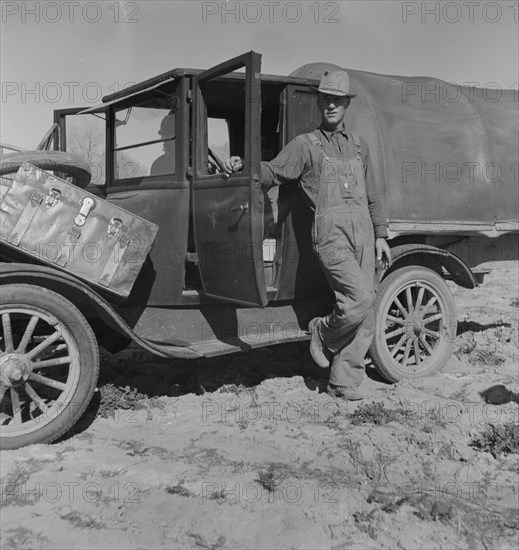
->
150, 113, 176, 176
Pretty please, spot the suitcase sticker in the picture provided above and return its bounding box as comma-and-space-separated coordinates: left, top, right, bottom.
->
0, 163, 159, 298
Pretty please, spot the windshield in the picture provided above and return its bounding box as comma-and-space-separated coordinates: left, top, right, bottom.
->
66, 113, 106, 186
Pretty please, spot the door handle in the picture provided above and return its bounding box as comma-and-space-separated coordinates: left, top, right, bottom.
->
230, 202, 249, 213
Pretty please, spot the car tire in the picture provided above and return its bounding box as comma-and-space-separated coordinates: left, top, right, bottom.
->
0, 284, 99, 449
369, 266, 457, 383
0, 150, 91, 189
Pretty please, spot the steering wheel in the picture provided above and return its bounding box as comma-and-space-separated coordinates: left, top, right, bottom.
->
208, 147, 225, 174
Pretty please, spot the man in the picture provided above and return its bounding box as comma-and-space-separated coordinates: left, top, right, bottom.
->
223, 70, 391, 401
150, 113, 176, 176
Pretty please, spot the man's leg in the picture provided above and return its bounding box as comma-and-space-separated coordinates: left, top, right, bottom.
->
318, 251, 373, 354
319, 231, 377, 388
328, 306, 374, 387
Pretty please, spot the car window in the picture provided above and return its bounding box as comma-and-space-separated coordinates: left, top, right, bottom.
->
113, 106, 172, 180
113, 93, 178, 181
65, 113, 106, 186
208, 117, 230, 160
197, 78, 246, 177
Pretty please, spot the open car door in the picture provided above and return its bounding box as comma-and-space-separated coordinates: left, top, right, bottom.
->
191, 52, 267, 307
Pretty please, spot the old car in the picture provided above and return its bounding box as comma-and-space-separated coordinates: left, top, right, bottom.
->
1, 52, 517, 449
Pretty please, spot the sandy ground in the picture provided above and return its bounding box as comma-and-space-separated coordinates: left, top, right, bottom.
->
1, 262, 518, 550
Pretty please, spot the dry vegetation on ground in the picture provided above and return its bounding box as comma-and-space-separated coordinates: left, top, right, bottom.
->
1, 262, 518, 549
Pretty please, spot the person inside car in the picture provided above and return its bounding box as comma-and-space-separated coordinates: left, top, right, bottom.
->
150, 113, 176, 176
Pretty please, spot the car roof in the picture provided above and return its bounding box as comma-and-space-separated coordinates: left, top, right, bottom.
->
102, 68, 319, 104
79, 68, 319, 115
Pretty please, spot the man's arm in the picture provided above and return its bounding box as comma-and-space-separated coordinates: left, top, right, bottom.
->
361, 139, 388, 239
362, 138, 392, 266
223, 137, 308, 187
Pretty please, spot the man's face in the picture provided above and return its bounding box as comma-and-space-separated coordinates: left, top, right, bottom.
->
317, 93, 351, 129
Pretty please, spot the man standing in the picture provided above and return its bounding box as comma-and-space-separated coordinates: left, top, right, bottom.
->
224, 70, 391, 401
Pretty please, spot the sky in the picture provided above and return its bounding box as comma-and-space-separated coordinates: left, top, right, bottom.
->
1, 0, 518, 148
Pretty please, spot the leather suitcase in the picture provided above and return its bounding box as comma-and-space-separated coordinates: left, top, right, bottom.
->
0, 163, 159, 298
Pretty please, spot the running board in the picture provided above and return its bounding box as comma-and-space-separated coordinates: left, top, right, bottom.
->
188, 330, 311, 358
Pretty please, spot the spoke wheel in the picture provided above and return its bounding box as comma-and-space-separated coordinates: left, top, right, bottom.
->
0, 284, 99, 449
369, 266, 457, 382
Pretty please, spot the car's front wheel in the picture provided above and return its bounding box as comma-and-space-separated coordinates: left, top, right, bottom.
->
0, 284, 99, 449
369, 266, 457, 383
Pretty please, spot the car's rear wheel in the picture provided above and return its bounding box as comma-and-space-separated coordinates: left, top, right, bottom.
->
369, 266, 457, 382
0, 284, 99, 449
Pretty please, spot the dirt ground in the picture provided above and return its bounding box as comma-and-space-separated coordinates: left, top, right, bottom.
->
1, 261, 518, 550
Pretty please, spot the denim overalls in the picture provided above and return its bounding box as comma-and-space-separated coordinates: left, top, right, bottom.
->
306, 130, 377, 387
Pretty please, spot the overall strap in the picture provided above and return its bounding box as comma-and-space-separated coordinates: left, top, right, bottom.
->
306, 130, 329, 161
301, 131, 328, 210
351, 132, 364, 168
307, 130, 322, 149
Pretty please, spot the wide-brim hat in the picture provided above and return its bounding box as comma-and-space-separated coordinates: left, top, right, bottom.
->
158, 114, 175, 137
315, 70, 356, 98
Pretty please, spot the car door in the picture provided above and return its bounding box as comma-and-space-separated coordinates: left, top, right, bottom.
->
191, 52, 268, 307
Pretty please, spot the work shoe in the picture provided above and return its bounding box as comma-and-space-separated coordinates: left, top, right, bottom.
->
327, 384, 364, 401
308, 317, 330, 368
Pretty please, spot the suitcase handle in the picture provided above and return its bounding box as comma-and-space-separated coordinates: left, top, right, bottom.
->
74, 197, 96, 226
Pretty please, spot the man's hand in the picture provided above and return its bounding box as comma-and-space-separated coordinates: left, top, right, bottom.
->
223, 156, 244, 177
375, 238, 392, 268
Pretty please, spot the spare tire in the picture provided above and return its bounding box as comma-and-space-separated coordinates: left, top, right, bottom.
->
0, 150, 91, 189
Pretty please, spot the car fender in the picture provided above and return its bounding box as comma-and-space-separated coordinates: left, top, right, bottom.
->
0, 262, 202, 358
382, 244, 478, 289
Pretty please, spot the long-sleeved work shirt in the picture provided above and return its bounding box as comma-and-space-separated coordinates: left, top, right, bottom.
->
260, 123, 389, 239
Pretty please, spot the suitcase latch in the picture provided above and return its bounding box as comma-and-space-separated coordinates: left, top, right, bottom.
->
108, 217, 123, 237
74, 197, 96, 226
67, 226, 81, 243
22, 163, 41, 185
30, 192, 44, 208
45, 187, 61, 208
119, 234, 130, 248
